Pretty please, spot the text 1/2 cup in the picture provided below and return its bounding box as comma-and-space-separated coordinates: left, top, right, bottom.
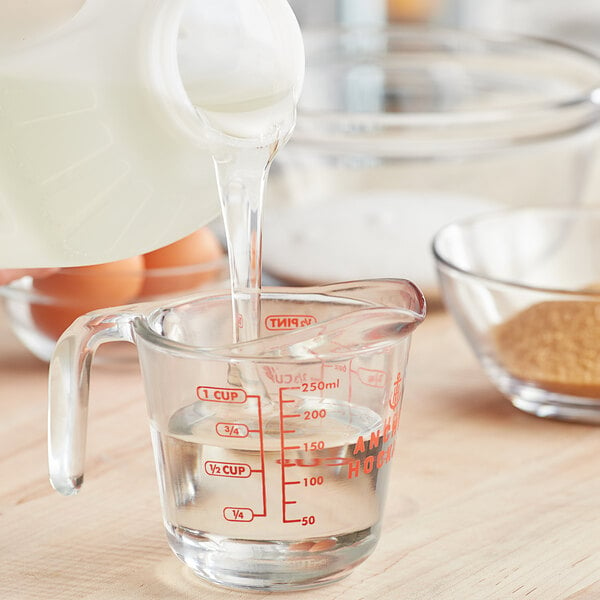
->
47, 279, 425, 591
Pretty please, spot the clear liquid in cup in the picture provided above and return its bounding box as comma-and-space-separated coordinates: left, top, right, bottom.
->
149, 397, 398, 590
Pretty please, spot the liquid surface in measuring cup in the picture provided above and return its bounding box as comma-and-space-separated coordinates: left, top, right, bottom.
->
152, 396, 395, 543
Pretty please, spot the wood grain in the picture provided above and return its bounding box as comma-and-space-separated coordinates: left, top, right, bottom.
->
1, 309, 599, 599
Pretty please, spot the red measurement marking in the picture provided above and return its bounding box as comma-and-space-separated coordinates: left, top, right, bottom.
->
285, 480, 301, 485
324, 362, 347, 373
215, 423, 249, 438
281, 413, 301, 419
279, 387, 303, 524
204, 461, 251, 478
390, 373, 403, 410
284, 445, 301, 450
252, 394, 267, 518
357, 367, 386, 388
196, 386, 246, 404
223, 507, 254, 522
265, 314, 317, 331
278, 456, 354, 468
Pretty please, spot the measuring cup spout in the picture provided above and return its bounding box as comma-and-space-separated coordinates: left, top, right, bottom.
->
48, 309, 137, 495
309, 278, 426, 352
231, 279, 426, 359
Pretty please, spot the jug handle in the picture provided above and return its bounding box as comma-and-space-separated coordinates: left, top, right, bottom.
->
48, 309, 137, 496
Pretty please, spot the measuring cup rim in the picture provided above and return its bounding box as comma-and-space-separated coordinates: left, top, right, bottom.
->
130, 278, 426, 361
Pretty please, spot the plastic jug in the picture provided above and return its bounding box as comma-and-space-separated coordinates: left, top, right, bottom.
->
0, 0, 304, 267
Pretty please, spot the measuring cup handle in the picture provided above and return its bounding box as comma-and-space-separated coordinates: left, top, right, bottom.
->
48, 309, 136, 496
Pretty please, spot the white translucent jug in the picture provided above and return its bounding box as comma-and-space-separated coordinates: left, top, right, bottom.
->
0, 0, 304, 267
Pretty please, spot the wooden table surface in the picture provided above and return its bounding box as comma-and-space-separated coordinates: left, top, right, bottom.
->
1, 307, 600, 600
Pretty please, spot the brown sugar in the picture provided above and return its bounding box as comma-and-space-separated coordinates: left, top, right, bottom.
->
493, 300, 600, 399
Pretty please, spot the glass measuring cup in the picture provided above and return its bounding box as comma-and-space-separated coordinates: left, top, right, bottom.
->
48, 279, 425, 591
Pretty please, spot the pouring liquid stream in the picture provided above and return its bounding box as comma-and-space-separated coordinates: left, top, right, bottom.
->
212, 141, 276, 344
178, 7, 302, 345
187, 78, 298, 395
208, 132, 280, 394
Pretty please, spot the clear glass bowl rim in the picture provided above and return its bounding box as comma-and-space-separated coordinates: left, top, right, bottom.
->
0, 255, 230, 304
432, 205, 600, 296
293, 26, 600, 151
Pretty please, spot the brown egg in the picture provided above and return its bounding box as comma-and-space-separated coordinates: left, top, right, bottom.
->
140, 227, 225, 297
30, 304, 95, 341
31, 255, 144, 340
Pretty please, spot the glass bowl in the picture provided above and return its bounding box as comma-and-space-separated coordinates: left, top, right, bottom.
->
264, 26, 600, 299
0, 256, 229, 363
433, 206, 600, 423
